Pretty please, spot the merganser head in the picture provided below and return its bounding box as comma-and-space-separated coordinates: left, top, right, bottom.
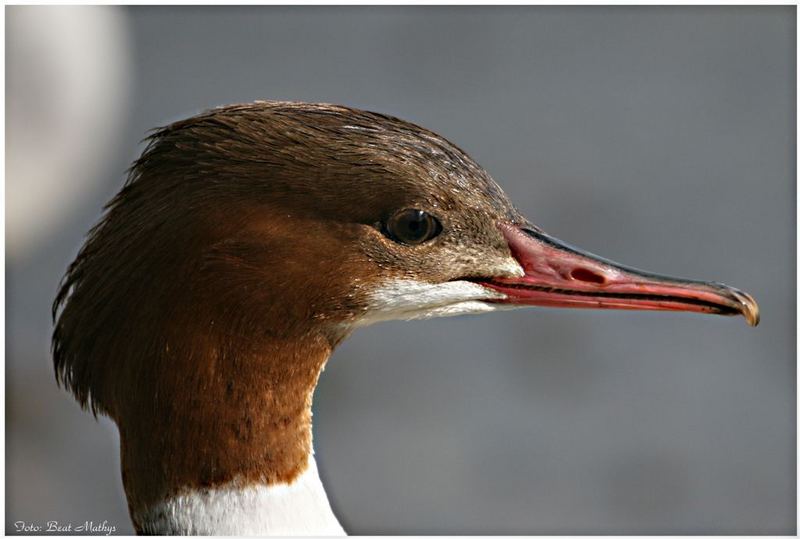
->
52, 101, 758, 534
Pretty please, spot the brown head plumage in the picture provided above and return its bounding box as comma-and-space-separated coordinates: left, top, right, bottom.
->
52, 101, 526, 415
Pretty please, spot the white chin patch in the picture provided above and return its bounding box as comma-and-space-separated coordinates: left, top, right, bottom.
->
354, 279, 516, 327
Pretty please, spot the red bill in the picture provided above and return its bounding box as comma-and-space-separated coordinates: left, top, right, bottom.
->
479, 224, 759, 326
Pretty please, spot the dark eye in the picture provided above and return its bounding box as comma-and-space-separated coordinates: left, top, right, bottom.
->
384, 209, 442, 245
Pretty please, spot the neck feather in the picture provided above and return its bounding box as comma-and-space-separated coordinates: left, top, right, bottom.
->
116, 332, 342, 533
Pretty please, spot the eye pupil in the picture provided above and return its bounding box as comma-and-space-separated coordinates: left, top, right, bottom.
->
385, 209, 442, 245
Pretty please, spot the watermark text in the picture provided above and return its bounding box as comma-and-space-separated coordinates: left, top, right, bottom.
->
14, 520, 117, 535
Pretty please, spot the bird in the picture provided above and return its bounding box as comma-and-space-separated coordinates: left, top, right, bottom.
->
52, 101, 759, 535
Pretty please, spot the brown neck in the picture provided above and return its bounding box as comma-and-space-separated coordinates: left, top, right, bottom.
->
53, 193, 358, 521
118, 330, 333, 519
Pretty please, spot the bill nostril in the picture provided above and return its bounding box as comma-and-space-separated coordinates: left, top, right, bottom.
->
570, 268, 606, 284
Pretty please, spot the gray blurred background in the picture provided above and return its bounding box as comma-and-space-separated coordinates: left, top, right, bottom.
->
6, 6, 795, 535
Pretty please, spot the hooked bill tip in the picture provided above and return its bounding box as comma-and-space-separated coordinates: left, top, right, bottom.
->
732, 290, 760, 327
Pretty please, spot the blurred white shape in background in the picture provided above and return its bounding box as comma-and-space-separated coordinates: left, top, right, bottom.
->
7, 6, 131, 260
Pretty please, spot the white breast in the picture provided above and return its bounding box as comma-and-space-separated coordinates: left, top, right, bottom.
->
136, 456, 345, 536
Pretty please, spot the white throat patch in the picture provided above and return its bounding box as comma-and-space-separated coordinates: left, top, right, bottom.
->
354, 278, 518, 327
